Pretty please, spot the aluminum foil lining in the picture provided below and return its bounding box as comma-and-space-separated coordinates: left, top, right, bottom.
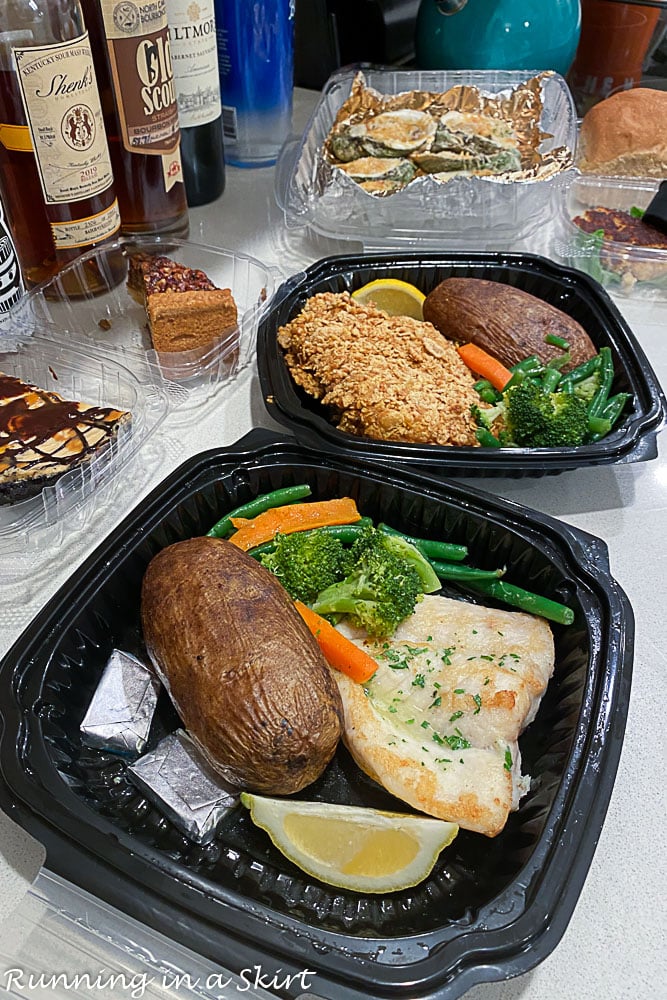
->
324, 70, 574, 196
127, 730, 238, 844
80, 649, 160, 756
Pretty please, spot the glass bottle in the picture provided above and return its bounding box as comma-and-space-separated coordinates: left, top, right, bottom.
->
0, 0, 121, 291
166, 0, 225, 206
81, 0, 189, 238
214, 0, 294, 168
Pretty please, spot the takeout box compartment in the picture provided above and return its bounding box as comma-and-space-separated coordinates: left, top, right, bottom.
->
277, 67, 577, 249
257, 250, 666, 476
0, 334, 169, 558
0, 430, 633, 999
552, 174, 667, 306
14, 238, 275, 393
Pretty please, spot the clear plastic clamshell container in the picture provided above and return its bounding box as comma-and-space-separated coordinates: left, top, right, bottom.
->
552, 174, 667, 310
14, 237, 275, 396
276, 67, 578, 250
0, 334, 170, 570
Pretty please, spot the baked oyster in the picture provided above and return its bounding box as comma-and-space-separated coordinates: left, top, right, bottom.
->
330, 109, 437, 162
421, 110, 522, 174
335, 156, 417, 194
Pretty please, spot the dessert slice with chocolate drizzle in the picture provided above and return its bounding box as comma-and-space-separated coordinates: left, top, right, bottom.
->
0, 371, 131, 504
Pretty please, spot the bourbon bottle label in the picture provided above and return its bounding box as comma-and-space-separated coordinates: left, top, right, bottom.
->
13, 32, 115, 205
99, 0, 180, 155
50, 199, 121, 250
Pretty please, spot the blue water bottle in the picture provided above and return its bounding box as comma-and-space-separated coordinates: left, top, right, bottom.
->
215, 0, 295, 167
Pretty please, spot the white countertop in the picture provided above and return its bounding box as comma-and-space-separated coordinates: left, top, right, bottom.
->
0, 88, 666, 998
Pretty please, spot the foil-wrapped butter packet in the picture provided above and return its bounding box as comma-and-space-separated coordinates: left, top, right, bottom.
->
80, 649, 160, 757
127, 730, 238, 844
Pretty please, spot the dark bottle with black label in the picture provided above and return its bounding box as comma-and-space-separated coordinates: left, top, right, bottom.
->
166, 0, 225, 206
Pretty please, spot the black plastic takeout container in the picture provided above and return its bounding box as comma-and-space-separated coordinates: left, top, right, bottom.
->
0, 431, 632, 998
257, 250, 666, 475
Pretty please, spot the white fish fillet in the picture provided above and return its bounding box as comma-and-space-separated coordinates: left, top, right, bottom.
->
334, 594, 555, 837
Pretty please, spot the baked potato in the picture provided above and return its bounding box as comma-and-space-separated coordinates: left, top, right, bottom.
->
141, 536, 343, 795
423, 278, 597, 372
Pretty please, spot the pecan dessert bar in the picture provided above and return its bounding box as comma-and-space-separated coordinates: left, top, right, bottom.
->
128, 253, 238, 354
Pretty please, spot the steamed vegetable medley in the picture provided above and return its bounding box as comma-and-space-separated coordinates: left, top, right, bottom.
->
461, 338, 630, 449
207, 483, 575, 680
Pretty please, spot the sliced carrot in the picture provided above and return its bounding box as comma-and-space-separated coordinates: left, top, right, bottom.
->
229, 497, 361, 551
457, 342, 513, 391
294, 601, 378, 684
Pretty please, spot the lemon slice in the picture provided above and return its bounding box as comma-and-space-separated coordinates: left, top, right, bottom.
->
241, 793, 458, 893
351, 278, 426, 319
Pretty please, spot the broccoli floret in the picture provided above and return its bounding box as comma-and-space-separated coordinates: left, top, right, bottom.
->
260, 530, 352, 604
471, 401, 506, 432
311, 527, 428, 636
572, 371, 601, 406
504, 380, 590, 447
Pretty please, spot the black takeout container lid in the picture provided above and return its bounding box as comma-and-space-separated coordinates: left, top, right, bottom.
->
0, 431, 633, 998
257, 251, 666, 475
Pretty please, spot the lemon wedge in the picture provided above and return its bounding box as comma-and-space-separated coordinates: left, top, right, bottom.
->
351, 278, 426, 319
241, 793, 458, 893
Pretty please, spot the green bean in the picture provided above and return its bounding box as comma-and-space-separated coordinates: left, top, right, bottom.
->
588, 415, 612, 437
473, 379, 503, 406
247, 519, 373, 558
429, 560, 504, 582
541, 367, 562, 392
474, 378, 494, 394
602, 392, 631, 427
378, 524, 468, 562
476, 427, 503, 448
544, 333, 570, 351
557, 355, 601, 390
511, 354, 543, 373
587, 393, 631, 442
587, 347, 614, 418
504, 356, 545, 389
545, 350, 571, 371
206, 484, 313, 538
465, 578, 575, 625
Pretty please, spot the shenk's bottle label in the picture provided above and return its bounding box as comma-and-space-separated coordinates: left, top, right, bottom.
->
13, 32, 115, 204
50, 199, 121, 250
100, 0, 181, 156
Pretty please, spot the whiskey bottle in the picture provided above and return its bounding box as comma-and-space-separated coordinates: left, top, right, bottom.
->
0, 0, 121, 290
166, 0, 225, 206
81, 0, 189, 238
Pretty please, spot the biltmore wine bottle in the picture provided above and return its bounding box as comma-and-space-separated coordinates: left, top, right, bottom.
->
167, 0, 225, 206
0, 0, 121, 291
81, 0, 189, 238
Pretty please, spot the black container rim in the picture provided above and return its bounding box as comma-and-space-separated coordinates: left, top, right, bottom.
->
0, 431, 635, 998
257, 250, 666, 475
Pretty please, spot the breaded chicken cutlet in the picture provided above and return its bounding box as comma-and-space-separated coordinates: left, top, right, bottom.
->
277, 292, 480, 446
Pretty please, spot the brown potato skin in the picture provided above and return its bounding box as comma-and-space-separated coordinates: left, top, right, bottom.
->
423, 278, 597, 372
141, 536, 343, 795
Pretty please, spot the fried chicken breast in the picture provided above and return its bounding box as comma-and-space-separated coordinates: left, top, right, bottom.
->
277, 292, 481, 446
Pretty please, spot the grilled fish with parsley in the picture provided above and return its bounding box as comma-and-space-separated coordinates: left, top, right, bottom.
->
334, 594, 554, 837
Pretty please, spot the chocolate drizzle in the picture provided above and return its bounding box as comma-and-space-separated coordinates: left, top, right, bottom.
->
0, 371, 131, 504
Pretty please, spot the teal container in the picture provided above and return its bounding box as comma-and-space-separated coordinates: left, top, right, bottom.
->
416, 0, 581, 76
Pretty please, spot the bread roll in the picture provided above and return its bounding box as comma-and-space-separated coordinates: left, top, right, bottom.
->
578, 88, 667, 177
